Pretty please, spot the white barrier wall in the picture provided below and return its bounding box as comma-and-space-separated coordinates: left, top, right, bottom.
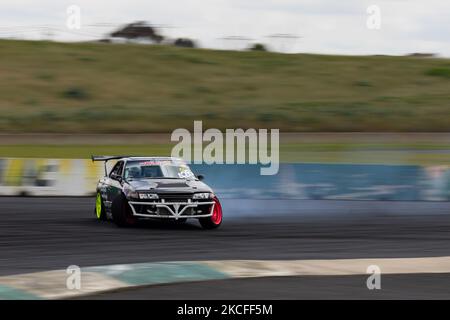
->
0, 158, 104, 196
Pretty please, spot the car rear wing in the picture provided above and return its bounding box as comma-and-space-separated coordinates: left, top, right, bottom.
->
91, 155, 126, 176
91, 155, 127, 162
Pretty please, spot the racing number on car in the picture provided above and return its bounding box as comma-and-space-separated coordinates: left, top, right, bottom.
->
178, 166, 194, 179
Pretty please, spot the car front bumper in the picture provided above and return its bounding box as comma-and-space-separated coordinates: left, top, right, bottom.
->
128, 199, 215, 219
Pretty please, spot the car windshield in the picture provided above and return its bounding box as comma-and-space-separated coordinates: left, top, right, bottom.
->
124, 160, 195, 180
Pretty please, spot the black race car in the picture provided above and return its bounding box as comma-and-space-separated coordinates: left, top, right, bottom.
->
92, 156, 223, 229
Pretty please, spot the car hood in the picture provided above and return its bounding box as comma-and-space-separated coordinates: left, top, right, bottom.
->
126, 178, 212, 193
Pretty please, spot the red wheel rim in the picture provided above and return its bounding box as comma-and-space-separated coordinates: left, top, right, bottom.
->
211, 197, 223, 225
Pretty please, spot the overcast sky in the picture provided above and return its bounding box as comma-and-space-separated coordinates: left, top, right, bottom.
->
1, 0, 449, 56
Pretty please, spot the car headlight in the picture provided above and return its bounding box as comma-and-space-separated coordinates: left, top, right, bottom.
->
139, 193, 159, 200
123, 184, 139, 199
193, 192, 213, 200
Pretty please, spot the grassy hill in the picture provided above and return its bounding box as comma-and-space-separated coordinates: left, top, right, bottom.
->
0, 40, 449, 133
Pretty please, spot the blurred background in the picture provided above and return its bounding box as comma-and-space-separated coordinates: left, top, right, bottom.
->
0, 0, 449, 203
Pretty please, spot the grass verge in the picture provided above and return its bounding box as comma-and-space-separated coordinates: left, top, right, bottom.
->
0, 143, 449, 165
0, 40, 449, 132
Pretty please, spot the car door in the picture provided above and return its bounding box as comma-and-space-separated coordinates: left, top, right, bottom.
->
105, 160, 124, 210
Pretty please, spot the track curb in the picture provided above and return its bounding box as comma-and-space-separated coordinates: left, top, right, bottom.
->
3, 257, 450, 299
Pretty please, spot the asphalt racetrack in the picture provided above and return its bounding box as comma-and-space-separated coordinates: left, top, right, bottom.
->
1, 197, 450, 299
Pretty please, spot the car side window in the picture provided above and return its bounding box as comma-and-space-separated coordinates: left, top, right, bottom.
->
110, 161, 124, 177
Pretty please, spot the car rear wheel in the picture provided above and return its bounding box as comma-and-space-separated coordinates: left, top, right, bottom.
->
95, 192, 107, 221
199, 197, 223, 229
112, 194, 137, 227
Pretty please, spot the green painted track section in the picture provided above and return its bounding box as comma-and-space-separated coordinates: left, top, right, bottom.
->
0, 285, 41, 300
84, 262, 230, 286
0, 262, 229, 299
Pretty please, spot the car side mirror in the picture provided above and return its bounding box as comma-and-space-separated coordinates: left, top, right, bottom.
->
197, 174, 205, 181
111, 173, 123, 183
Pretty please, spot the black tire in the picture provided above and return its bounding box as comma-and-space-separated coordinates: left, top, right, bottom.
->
199, 217, 221, 229
111, 194, 137, 227
95, 192, 107, 221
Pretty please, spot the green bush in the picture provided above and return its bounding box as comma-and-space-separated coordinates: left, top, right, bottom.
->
425, 67, 450, 79
353, 80, 372, 87
250, 43, 268, 51
62, 87, 90, 100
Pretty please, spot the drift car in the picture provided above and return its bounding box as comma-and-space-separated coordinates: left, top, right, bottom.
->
92, 156, 223, 229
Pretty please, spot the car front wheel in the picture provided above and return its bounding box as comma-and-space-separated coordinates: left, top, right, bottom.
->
112, 194, 137, 227
199, 197, 223, 229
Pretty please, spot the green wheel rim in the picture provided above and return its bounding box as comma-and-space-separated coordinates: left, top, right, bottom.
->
96, 193, 102, 219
